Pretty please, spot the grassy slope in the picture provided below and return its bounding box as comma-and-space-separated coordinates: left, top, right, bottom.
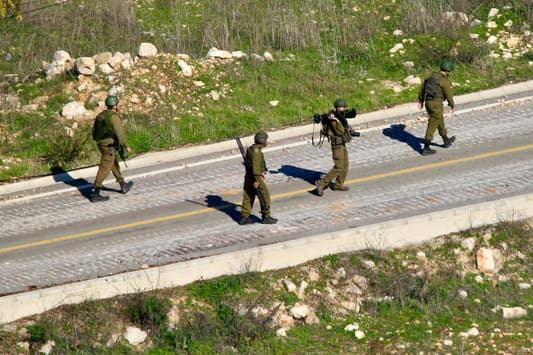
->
0, 0, 532, 181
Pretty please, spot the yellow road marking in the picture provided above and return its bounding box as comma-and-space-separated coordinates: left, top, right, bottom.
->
2, 143, 533, 254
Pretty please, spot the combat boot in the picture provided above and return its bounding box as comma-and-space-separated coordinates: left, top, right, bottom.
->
238, 217, 253, 225
422, 140, 436, 156
261, 216, 278, 224
443, 135, 456, 148
120, 181, 134, 194
331, 185, 349, 191
315, 180, 324, 196
90, 187, 109, 202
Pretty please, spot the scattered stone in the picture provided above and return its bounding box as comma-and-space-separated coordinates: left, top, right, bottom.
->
393, 29, 404, 37
402, 61, 415, 69
461, 237, 476, 252
98, 63, 114, 74
283, 279, 297, 292
0, 94, 21, 110
518, 283, 531, 289
263, 51, 274, 62
502, 307, 527, 319
108, 52, 124, 69
269, 100, 279, 107
475, 275, 484, 283
476, 247, 503, 273
355, 330, 365, 339
289, 304, 310, 319
95, 52, 112, 65
124, 326, 147, 345
39, 340, 55, 355
443, 11, 469, 26
362, 260, 376, 269
209, 90, 220, 101
335, 267, 347, 279
304, 310, 320, 325
61, 101, 87, 120
138, 42, 158, 58
390, 43, 404, 53
487, 21, 498, 29
307, 269, 320, 281
488, 8, 499, 19
298, 280, 308, 299
16, 341, 30, 351
344, 323, 359, 331
458, 289, 468, 299
231, 51, 247, 59
275, 327, 288, 337
178, 59, 193, 77
207, 47, 232, 60
76, 57, 96, 76
403, 75, 421, 85
444, 339, 453, 346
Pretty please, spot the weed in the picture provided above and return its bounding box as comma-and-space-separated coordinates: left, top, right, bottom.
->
188, 274, 244, 304
277, 291, 299, 307
126, 295, 171, 334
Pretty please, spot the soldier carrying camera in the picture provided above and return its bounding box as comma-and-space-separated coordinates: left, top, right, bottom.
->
314, 98, 358, 197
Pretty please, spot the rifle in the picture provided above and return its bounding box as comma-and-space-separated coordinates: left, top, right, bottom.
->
117, 144, 128, 168
235, 136, 266, 210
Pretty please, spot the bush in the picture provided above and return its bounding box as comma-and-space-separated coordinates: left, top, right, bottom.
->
126, 295, 172, 334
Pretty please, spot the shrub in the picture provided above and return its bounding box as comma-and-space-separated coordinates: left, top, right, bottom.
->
126, 295, 172, 334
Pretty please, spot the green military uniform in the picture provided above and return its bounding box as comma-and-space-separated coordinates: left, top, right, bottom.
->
241, 144, 272, 220
93, 110, 129, 188
316, 117, 349, 191
419, 71, 455, 142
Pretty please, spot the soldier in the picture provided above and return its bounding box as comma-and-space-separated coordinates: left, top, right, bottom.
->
239, 131, 278, 225
315, 98, 356, 197
90, 95, 134, 202
418, 59, 456, 155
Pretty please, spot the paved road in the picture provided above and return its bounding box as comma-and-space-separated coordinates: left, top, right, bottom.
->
1, 95, 532, 295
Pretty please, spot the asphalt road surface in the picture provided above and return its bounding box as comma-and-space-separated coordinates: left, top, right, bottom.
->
1, 95, 532, 295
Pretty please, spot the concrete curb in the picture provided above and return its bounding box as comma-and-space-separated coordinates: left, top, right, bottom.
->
2, 80, 532, 196
2, 191, 532, 324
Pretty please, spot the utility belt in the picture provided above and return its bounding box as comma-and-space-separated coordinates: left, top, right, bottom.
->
425, 96, 443, 101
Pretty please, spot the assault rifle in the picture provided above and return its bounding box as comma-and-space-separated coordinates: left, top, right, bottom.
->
235, 136, 266, 210
117, 144, 128, 168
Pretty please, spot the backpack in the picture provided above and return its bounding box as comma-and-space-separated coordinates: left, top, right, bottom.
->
423, 73, 441, 100
92, 110, 116, 141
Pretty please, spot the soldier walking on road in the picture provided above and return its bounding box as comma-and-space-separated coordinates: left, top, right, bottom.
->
239, 131, 278, 225
418, 59, 456, 156
90, 95, 134, 202
315, 98, 357, 197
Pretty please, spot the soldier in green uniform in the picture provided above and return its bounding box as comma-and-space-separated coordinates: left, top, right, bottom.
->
90, 95, 134, 202
418, 59, 456, 156
239, 131, 278, 225
315, 98, 355, 197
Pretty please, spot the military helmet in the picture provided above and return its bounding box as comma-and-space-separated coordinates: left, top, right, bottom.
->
439, 59, 454, 72
254, 130, 269, 144
333, 98, 347, 108
105, 95, 119, 107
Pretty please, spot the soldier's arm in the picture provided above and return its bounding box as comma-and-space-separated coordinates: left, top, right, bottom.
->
441, 79, 455, 109
250, 150, 264, 182
329, 120, 346, 136
111, 114, 129, 148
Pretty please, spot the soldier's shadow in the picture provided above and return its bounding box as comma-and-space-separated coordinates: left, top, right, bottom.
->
271, 164, 322, 186
382, 124, 428, 155
203, 195, 244, 223
51, 166, 93, 200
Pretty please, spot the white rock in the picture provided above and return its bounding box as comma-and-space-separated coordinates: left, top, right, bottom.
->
474, 275, 484, 283
344, 323, 359, 331
289, 304, 310, 319
444, 11, 469, 26
39, 340, 55, 355
416, 251, 426, 261
502, 307, 527, 319
403, 75, 421, 85
124, 326, 147, 345
298, 280, 308, 299
178, 59, 193, 77
209, 90, 220, 100
362, 260, 376, 269
108, 52, 124, 69
393, 29, 404, 37
487, 35, 498, 44
467, 327, 479, 337
518, 283, 531, 289
276, 327, 288, 337
95, 52, 112, 65
16, 341, 29, 351
304, 311, 320, 325
402, 61, 415, 69
336, 267, 347, 279
504, 20, 513, 28
207, 47, 232, 59
52, 50, 72, 64
307, 269, 320, 281
108, 84, 125, 96
502, 52, 513, 60
390, 43, 404, 53
269, 100, 279, 107
159, 84, 167, 94
488, 8, 499, 19
250, 53, 264, 61
487, 21, 498, 29
460, 237, 476, 252
471, 19, 483, 27
470, 33, 479, 39
251, 306, 269, 318
263, 51, 274, 61
98, 63, 114, 74
284, 279, 297, 292
193, 80, 205, 87
75, 57, 96, 76
355, 330, 365, 339
138, 42, 158, 57
61, 101, 87, 119
476, 247, 503, 273
458, 289, 468, 299
444, 339, 453, 346
232, 51, 247, 59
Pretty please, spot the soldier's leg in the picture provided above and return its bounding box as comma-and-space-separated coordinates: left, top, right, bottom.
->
438, 116, 456, 148
332, 146, 349, 190
258, 179, 277, 224
239, 179, 255, 224
422, 102, 440, 155
94, 144, 114, 188
318, 146, 342, 189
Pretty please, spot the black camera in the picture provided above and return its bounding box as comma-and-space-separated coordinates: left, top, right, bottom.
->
350, 129, 360, 137
313, 113, 328, 124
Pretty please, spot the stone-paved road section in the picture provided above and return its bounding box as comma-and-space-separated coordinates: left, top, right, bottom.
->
0, 98, 532, 295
